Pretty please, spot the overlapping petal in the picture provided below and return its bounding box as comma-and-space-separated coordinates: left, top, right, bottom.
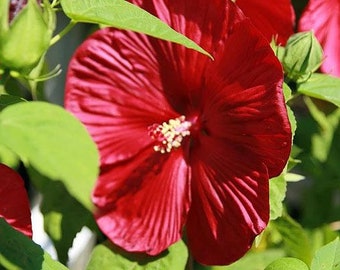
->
65, 28, 178, 165
93, 148, 190, 255
0, 163, 32, 238
187, 136, 269, 265
236, 0, 295, 45
299, 0, 340, 77
201, 19, 291, 177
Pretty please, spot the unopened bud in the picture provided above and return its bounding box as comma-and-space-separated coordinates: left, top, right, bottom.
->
283, 31, 323, 82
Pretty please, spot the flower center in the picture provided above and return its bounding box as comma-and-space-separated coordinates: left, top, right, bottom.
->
148, 116, 191, 153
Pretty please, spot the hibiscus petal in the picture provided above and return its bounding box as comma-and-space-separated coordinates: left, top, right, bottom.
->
130, 0, 245, 113
0, 164, 32, 238
201, 19, 291, 178
186, 137, 269, 265
236, 0, 295, 45
299, 0, 340, 77
93, 148, 190, 255
65, 27, 178, 165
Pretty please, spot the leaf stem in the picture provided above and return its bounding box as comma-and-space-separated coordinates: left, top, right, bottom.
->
50, 20, 77, 46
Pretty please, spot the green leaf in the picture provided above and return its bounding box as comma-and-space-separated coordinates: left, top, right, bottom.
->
206, 249, 285, 270
269, 174, 287, 220
0, 102, 99, 210
0, 94, 26, 111
297, 73, 340, 107
265, 257, 309, 270
0, 144, 19, 168
311, 238, 340, 270
86, 240, 188, 270
273, 215, 313, 265
304, 97, 340, 162
27, 167, 99, 264
60, 0, 211, 58
0, 219, 68, 270
284, 173, 305, 182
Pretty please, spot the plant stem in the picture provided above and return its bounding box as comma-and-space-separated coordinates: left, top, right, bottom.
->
50, 20, 77, 46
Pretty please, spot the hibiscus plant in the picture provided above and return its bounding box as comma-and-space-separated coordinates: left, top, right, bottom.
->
1, 0, 340, 269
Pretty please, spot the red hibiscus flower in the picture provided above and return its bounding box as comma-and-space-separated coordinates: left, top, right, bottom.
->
65, 0, 291, 265
235, 0, 295, 45
299, 0, 340, 77
0, 163, 32, 238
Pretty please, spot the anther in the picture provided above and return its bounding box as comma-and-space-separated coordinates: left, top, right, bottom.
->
148, 116, 191, 153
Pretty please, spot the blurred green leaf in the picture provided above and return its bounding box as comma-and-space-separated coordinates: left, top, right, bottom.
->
60, 0, 211, 58
0, 102, 99, 210
304, 97, 340, 162
86, 240, 188, 270
27, 167, 98, 264
284, 173, 305, 182
298, 73, 340, 108
269, 174, 287, 220
264, 257, 309, 270
0, 144, 19, 168
273, 214, 313, 265
311, 238, 340, 270
0, 219, 68, 270
0, 94, 26, 111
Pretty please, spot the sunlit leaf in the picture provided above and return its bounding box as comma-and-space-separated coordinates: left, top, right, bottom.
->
298, 73, 340, 108
311, 238, 340, 270
0, 102, 99, 210
60, 0, 211, 58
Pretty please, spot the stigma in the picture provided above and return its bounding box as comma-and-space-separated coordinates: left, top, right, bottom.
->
148, 116, 191, 153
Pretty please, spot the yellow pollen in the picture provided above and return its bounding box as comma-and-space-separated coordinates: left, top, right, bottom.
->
148, 115, 191, 153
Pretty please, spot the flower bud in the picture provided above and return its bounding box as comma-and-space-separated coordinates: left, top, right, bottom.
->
283, 31, 323, 82
0, 0, 54, 72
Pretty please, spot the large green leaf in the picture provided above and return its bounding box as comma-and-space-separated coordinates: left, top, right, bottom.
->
60, 0, 211, 58
297, 73, 340, 107
311, 238, 340, 270
0, 219, 68, 270
86, 240, 188, 270
0, 102, 99, 210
